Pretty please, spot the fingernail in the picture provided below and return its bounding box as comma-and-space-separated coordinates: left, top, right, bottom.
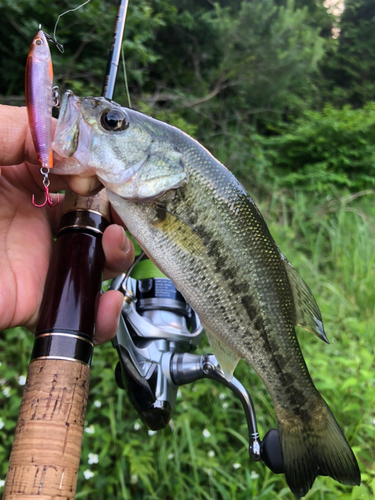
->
68, 176, 102, 196
88, 177, 102, 193
120, 230, 131, 253
116, 295, 124, 316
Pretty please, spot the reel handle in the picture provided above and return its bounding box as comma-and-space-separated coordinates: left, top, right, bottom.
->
3, 190, 110, 500
260, 429, 284, 474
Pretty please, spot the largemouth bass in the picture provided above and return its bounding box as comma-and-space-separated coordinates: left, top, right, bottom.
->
52, 92, 360, 498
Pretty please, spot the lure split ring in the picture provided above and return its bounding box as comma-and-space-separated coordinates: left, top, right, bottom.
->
32, 167, 60, 207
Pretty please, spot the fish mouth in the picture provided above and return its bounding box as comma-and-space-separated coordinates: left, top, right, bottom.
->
52, 91, 94, 175
53, 91, 81, 157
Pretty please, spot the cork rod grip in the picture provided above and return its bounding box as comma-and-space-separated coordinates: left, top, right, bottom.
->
3, 190, 111, 500
3, 360, 89, 499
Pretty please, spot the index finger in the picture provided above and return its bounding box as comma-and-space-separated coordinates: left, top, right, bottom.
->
0, 104, 112, 200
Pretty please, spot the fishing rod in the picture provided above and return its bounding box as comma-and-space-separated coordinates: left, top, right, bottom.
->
3, 1, 128, 498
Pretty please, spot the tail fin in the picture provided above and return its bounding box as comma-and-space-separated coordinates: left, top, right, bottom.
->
277, 401, 360, 498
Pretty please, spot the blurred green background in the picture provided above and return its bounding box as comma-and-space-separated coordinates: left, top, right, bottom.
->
0, 0, 374, 498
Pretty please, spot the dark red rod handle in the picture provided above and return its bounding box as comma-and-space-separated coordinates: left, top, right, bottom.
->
3, 189, 110, 500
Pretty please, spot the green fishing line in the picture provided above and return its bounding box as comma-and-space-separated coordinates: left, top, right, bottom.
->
126, 232, 166, 279
130, 259, 166, 280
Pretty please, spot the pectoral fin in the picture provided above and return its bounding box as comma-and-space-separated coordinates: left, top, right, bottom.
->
204, 328, 241, 381
280, 253, 329, 344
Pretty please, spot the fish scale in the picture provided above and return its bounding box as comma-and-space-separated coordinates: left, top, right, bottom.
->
52, 93, 360, 498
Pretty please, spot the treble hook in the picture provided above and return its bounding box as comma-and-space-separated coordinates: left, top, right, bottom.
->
32, 168, 60, 207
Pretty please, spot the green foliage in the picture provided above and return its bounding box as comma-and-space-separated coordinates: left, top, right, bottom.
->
261, 103, 375, 192
0, 0, 180, 99
125, 0, 327, 137
208, 0, 325, 118
323, 0, 375, 107
289, 0, 334, 37
0, 0, 116, 98
0, 0, 328, 128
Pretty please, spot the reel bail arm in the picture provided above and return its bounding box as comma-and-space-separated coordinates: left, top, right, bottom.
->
170, 352, 261, 462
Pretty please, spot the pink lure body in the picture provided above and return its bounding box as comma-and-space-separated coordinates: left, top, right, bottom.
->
25, 29, 53, 169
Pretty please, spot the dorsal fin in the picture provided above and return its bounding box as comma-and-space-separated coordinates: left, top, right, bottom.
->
204, 328, 241, 381
280, 253, 329, 344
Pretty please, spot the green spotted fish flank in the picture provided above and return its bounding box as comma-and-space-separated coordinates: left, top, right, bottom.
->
52, 94, 361, 498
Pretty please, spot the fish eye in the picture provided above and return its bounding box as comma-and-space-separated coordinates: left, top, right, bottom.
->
34, 38, 43, 46
100, 109, 129, 132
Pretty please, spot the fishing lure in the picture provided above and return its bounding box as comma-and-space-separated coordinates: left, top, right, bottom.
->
25, 27, 59, 207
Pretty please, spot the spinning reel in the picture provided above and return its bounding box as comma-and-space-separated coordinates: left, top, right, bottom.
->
111, 254, 284, 475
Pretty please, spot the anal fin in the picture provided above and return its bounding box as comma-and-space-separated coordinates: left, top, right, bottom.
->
280, 252, 329, 343
204, 328, 240, 381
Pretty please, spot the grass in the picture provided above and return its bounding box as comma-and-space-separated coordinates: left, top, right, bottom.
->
0, 189, 374, 499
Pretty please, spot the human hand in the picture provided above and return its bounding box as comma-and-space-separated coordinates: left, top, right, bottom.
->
0, 104, 134, 343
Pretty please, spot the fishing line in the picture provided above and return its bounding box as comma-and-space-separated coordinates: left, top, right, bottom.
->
43, 0, 92, 53
121, 42, 132, 108
43, 29, 64, 53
